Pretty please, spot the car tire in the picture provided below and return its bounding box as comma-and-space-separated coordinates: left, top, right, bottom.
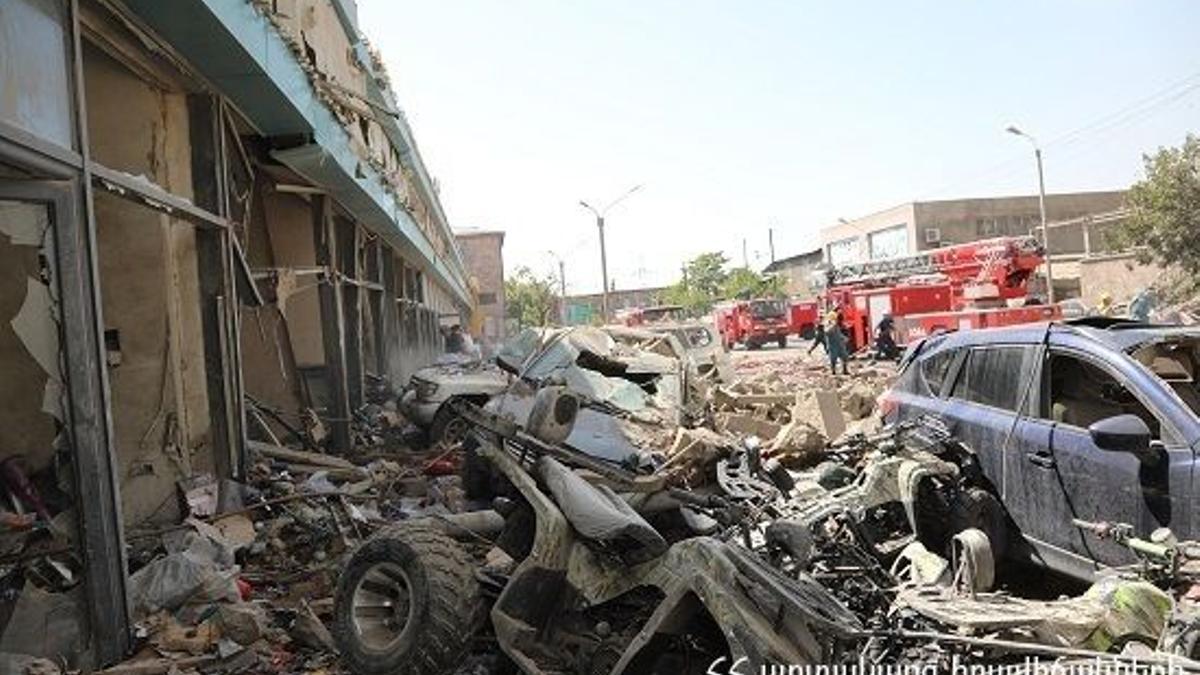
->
429, 405, 470, 447
333, 523, 482, 675
776, 336, 787, 349
953, 488, 1009, 562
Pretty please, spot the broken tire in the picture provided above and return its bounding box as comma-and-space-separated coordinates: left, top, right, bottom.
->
429, 405, 470, 447
952, 488, 1009, 562
333, 523, 482, 675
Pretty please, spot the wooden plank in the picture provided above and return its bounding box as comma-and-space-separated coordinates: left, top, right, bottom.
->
246, 440, 357, 470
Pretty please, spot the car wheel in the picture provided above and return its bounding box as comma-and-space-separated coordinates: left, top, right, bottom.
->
953, 488, 1009, 562
429, 405, 470, 447
776, 336, 787, 349
333, 523, 483, 675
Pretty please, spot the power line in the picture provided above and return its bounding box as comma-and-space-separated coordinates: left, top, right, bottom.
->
915, 65, 1200, 201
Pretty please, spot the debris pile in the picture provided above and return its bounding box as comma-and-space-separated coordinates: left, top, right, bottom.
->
101, 411, 471, 674
79, 323, 1200, 674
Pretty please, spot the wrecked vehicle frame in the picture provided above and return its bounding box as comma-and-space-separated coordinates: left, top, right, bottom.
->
332, 395, 863, 674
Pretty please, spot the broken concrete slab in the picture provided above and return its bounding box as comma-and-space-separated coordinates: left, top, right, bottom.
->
716, 412, 782, 440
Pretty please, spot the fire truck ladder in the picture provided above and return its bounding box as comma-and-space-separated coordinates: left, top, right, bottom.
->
827, 251, 943, 286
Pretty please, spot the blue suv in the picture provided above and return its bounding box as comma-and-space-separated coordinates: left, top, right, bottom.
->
883, 319, 1200, 581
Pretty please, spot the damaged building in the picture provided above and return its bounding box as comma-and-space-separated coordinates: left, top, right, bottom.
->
0, 0, 473, 667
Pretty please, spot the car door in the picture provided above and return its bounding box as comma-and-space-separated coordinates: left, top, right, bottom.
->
940, 344, 1058, 549
1038, 340, 1195, 574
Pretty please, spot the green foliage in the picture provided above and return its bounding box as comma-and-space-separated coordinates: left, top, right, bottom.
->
505, 266, 558, 328
1119, 134, 1200, 279
722, 266, 785, 300
664, 252, 786, 315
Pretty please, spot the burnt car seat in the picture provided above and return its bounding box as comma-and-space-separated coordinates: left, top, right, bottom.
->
537, 456, 667, 565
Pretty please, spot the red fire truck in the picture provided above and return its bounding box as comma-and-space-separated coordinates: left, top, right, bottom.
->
714, 298, 793, 350
616, 304, 685, 327
793, 236, 1060, 351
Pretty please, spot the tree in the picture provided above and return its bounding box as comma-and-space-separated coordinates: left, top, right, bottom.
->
505, 266, 558, 328
1118, 134, 1200, 282
664, 252, 729, 315
663, 252, 786, 316
721, 266, 785, 300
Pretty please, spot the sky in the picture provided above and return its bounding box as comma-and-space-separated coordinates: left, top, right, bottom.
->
357, 1, 1200, 295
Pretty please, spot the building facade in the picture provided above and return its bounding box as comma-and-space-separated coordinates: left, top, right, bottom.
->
762, 249, 823, 299
0, 0, 472, 665
820, 192, 1126, 263
818, 191, 1127, 298
455, 229, 506, 345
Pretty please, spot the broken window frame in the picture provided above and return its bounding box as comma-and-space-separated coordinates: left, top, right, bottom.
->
0, 176, 129, 665
1041, 346, 1181, 445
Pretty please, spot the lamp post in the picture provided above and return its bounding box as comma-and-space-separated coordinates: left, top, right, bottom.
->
547, 250, 567, 324
1006, 125, 1055, 304
579, 184, 642, 322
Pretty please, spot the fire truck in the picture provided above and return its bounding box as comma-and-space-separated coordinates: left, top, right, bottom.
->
616, 304, 685, 327
714, 298, 793, 350
794, 235, 1061, 351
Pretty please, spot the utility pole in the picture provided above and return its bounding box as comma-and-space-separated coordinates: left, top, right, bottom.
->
1006, 126, 1055, 304
579, 184, 642, 323
742, 238, 749, 268
558, 259, 567, 324
768, 227, 776, 263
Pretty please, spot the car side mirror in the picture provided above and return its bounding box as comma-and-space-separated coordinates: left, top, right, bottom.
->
1088, 414, 1152, 455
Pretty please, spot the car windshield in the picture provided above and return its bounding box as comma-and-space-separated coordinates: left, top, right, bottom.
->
496, 328, 547, 373
1130, 336, 1200, 417
750, 299, 787, 319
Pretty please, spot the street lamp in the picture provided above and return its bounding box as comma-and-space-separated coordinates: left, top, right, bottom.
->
1006, 125, 1055, 304
546, 250, 567, 324
579, 184, 642, 322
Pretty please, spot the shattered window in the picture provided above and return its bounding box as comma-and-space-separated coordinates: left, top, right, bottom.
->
1046, 352, 1162, 438
1131, 339, 1200, 417
950, 346, 1036, 412
919, 347, 958, 396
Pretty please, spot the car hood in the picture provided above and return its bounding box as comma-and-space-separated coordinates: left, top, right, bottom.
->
412, 361, 510, 393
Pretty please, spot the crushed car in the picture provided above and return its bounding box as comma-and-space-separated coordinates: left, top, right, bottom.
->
402, 325, 706, 452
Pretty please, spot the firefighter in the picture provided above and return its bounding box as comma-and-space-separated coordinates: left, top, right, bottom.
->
807, 321, 826, 355
824, 308, 850, 375
873, 314, 899, 362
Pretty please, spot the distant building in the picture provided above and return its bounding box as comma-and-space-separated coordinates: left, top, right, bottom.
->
763, 249, 823, 299
455, 229, 506, 344
564, 286, 668, 325
819, 191, 1127, 299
